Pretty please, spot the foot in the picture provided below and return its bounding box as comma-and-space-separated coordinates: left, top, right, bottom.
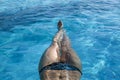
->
57, 20, 63, 30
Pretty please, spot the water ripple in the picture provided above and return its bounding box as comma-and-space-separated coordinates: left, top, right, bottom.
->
0, 0, 120, 80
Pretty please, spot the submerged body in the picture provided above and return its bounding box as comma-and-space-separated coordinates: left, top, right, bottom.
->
40, 70, 81, 80
38, 21, 82, 80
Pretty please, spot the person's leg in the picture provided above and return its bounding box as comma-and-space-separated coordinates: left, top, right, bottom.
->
52, 29, 64, 46
60, 32, 82, 72
60, 32, 71, 63
39, 28, 64, 69
39, 20, 64, 80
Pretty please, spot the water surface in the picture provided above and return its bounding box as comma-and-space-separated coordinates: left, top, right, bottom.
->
0, 0, 120, 80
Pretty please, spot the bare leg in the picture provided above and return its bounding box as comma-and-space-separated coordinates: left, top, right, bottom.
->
60, 32, 82, 71
39, 29, 64, 69
52, 29, 64, 45
39, 20, 82, 80
39, 29, 64, 80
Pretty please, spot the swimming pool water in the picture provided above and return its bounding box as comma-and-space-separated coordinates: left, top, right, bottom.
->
0, 0, 120, 80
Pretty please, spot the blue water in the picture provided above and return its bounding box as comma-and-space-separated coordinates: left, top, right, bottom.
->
0, 0, 120, 80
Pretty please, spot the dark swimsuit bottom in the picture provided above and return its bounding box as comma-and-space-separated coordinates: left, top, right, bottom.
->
39, 62, 82, 75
